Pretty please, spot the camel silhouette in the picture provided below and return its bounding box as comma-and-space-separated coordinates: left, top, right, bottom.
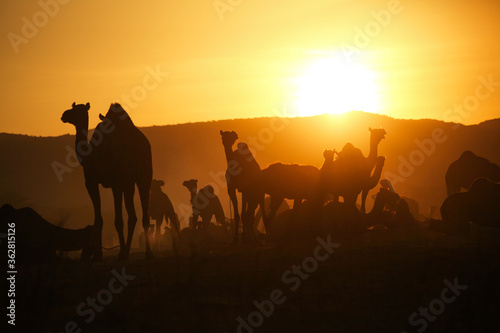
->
61, 102, 153, 260
220, 131, 264, 243
182, 179, 227, 231
0, 204, 98, 262
379, 179, 420, 220
359, 127, 386, 212
440, 177, 500, 233
365, 187, 416, 229
259, 162, 320, 227
149, 179, 180, 238
320, 143, 386, 212
445, 150, 500, 196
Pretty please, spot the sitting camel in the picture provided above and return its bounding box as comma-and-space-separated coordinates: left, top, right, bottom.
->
0, 204, 98, 262
149, 179, 180, 236
379, 179, 421, 220
367, 187, 416, 229
440, 178, 500, 233
445, 151, 500, 196
182, 179, 228, 231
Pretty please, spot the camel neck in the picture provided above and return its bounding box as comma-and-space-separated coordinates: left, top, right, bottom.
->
189, 187, 197, 202
223, 144, 234, 162
368, 138, 378, 162
74, 124, 89, 162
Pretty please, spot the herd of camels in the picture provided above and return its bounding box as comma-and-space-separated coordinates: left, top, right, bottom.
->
2, 102, 500, 261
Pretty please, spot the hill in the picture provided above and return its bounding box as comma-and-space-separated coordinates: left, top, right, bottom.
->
1, 112, 499, 241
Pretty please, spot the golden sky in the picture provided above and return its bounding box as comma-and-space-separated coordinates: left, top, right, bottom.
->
1, 0, 500, 136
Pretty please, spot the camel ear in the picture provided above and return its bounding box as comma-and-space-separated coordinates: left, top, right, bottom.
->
159, 180, 165, 186
323, 150, 328, 158
72, 102, 76, 107
220, 130, 223, 135
99, 114, 105, 120
86, 102, 90, 110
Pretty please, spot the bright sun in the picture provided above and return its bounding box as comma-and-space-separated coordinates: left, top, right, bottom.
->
294, 56, 379, 117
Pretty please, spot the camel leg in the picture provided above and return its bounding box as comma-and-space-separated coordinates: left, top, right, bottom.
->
112, 187, 126, 259
192, 214, 200, 231
122, 185, 138, 260
138, 181, 154, 259
268, 196, 284, 226
85, 181, 103, 261
241, 193, 259, 244
229, 187, 240, 245
360, 189, 369, 214
246, 198, 259, 244
168, 212, 180, 234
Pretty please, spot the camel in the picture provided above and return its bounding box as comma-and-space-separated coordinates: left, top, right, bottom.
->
320, 144, 386, 212
359, 127, 386, 213
440, 178, 500, 233
61, 102, 153, 260
149, 179, 180, 238
220, 131, 264, 243
0, 204, 98, 262
445, 150, 500, 196
367, 187, 416, 229
258, 162, 320, 226
379, 179, 420, 220
182, 179, 227, 231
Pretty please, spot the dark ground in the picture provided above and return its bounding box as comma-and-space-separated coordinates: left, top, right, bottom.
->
7, 224, 500, 333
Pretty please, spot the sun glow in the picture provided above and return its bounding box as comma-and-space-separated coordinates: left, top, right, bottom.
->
294, 56, 379, 117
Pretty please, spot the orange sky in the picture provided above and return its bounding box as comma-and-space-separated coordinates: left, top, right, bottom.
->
1, 0, 500, 136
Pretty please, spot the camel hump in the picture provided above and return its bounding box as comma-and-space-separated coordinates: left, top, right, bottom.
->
205, 185, 215, 195
469, 177, 496, 192
459, 150, 476, 160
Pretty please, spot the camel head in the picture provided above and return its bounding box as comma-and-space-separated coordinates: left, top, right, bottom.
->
61, 102, 90, 127
182, 179, 198, 191
151, 179, 165, 192
220, 130, 238, 147
323, 149, 336, 162
368, 127, 386, 144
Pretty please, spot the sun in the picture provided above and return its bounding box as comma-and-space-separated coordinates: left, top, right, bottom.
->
293, 56, 379, 117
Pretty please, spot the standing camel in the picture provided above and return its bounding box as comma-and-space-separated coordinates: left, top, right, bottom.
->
61, 102, 153, 260
220, 131, 264, 244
